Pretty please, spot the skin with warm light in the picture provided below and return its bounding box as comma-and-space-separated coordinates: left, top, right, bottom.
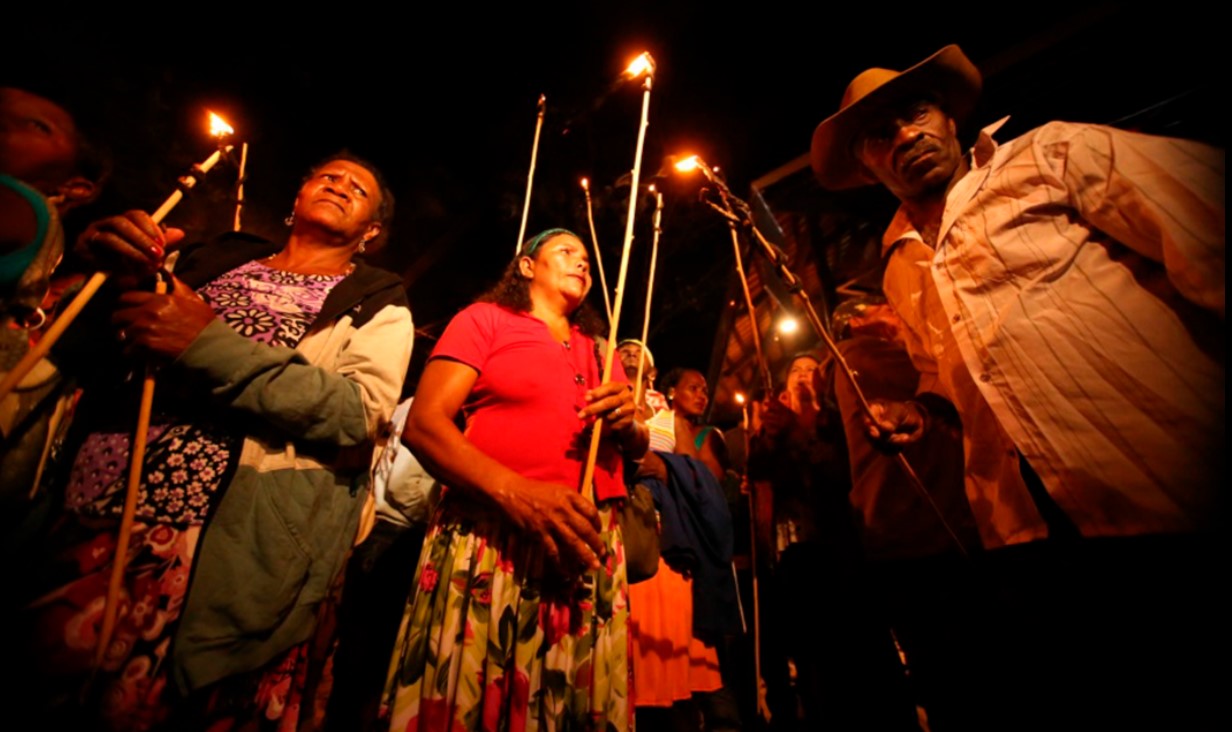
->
0, 87, 100, 218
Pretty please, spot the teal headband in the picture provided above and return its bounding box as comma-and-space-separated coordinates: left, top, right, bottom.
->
521, 228, 580, 258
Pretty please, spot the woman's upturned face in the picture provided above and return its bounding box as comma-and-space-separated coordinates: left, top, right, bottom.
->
293, 159, 382, 244
671, 371, 709, 418
523, 234, 592, 309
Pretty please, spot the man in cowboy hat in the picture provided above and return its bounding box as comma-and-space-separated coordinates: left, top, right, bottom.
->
810, 45, 1223, 729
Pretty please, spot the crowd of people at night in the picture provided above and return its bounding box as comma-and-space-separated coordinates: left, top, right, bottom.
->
0, 39, 1222, 732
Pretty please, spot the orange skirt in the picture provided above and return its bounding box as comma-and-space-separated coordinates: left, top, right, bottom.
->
629, 558, 723, 707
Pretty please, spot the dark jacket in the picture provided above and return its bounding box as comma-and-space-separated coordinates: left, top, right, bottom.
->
645, 452, 742, 640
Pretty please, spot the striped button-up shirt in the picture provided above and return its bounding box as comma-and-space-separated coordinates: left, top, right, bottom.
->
883, 119, 1224, 545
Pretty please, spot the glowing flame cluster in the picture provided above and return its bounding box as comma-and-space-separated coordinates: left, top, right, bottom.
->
624, 52, 655, 79
674, 155, 703, 173
208, 112, 234, 138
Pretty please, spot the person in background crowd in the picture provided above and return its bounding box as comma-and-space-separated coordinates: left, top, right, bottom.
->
748, 352, 916, 731
1, 85, 108, 543
633, 366, 742, 732
618, 337, 667, 419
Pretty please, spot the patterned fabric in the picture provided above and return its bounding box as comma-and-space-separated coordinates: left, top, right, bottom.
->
383, 504, 630, 732
64, 424, 236, 525
27, 261, 343, 729
64, 261, 343, 525
645, 408, 675, 454
644, 389, 668, 416
200, 259, 344, 346
25, 519, 200, 731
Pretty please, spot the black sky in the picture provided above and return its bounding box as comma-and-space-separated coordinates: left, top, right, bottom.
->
9, 2, 1220, 394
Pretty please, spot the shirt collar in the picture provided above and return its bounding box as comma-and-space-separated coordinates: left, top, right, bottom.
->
972, 116, 1010, 168
880, 116, 1011, 258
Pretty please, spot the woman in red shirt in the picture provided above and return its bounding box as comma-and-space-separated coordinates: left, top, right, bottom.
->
384, 228, 648, 731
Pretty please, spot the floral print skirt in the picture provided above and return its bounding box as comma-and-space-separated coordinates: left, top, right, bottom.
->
382, 504, 629, 732
21, 516, 310, 731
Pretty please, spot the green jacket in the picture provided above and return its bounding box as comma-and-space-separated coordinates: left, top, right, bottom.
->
149, 235, 414, 694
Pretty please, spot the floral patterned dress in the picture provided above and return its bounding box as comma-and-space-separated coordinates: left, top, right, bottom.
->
383, 504, 629, 732
381, 303, 631, 732
25, 260, 345, 731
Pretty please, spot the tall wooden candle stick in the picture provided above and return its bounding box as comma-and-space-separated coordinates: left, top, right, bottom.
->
580, 52, 655, 505
632, 185, 664, 407
580, 177, 613, 323
515, 94, 547, 255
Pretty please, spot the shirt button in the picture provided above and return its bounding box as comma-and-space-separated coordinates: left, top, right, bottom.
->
574, 374, 586, 385
979, 372, 991, 383
934, 262, 943, 270
951, 314, 961, 323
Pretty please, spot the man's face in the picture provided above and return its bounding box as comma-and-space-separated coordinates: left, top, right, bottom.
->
853, 99, 964, 204
618, 343, 645, 379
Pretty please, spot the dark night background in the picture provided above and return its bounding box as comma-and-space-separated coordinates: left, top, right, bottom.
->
7, 2, 1221, 409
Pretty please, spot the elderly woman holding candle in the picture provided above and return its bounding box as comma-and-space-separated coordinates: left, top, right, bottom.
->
16, 152, 412, 730
383, 228, 647, 732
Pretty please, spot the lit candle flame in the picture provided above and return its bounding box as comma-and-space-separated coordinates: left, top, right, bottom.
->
624, 52, 654, 79
734, 392, 746, 405
648, 183, 656, 193
778, 316, 799, 335
674, 155, 702, 173
208, 112, 234, 138
581, 177, 590, 190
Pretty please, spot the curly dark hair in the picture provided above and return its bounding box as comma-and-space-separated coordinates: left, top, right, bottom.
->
307, 150, 395, 251
659, 367, 704, 403
476, 229, 605, 337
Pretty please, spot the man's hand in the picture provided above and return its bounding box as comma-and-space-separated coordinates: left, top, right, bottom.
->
864, 398, 928, 450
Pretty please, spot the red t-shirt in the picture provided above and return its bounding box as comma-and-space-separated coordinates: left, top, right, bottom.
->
431, 303, 627, 501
